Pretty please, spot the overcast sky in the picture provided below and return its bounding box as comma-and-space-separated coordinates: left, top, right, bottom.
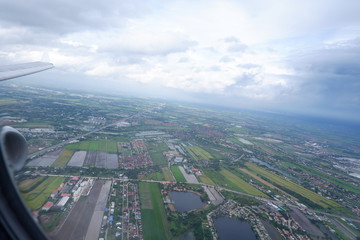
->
1, 0, 360, 121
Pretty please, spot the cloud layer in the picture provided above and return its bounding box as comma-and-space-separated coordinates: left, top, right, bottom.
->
1, 0, 360, 120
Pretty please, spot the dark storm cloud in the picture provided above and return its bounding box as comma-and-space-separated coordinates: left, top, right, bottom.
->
288, 38, 360, 113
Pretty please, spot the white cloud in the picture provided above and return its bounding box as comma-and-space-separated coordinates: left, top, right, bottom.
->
1, 0, 360, 119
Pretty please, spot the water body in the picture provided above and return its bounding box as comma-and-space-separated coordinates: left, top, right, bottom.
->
170, 191, 204, 213
215, 216, 257, 240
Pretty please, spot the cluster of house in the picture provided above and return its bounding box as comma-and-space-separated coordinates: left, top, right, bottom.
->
41, 177, 94, 212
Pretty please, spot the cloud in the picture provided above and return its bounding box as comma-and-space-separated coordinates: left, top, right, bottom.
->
1, 0, 360, 120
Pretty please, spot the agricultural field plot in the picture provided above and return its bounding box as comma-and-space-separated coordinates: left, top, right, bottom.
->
106, 153, 119, 169
65, 140, 118, 153
198, 175, 216, 186
238, 168, 298, 200
246, 163, 340, 209
147, 142, 169, 166
18, 176, 47, 192
162, 167, 175, 181
20, 177, 65, 210
67, 151, 87, 167
95, 151, 107, 168
186, 145, 213, 161
139, 182, 170, 240
84, 151, 98, 166
170, 166, 186, 182
27, 149, 62, 167
52, 149, 74, 167
204, 168, 267, 198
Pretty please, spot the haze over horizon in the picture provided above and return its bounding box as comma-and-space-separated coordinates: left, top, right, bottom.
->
1, 0, 360, 121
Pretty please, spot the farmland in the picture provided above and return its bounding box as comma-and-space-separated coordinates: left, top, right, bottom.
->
186, 145, 213, 161
204, 168, 267, 198
246, 163, 340, 209
20, 177, 65, 210
65, 141, 118, 153
238, 168, 298, 200
52, 149, 74, 167
147, 142, 168, 166
139, 182, 170, 240
19, 176, 47, 192
162, 167, 175, 181
198, 175, 216, 186
170, 166, 186, 182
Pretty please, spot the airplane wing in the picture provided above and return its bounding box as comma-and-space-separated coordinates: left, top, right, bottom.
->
0, 61, 54, 81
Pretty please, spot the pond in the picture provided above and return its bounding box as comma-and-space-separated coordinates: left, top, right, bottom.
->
170, 191, 205, 213
215, 216, 257, 240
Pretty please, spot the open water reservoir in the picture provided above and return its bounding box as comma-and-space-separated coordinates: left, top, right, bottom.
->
170, 191, 204, 213
215, 216, 257, 240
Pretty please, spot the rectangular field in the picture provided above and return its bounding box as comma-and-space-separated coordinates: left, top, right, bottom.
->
52, 149, 74, 167
147, 142, 168, 166
106, 153, 119, 169
204, 168, 267, 198
84, 151, 98, 166
186, 145, 213, 161
21, 177, 65, 210
238, 168, 297, 200
139, 182, 170, 240
170, 166, 186, 182
65, 141, 118, 153
67, 151, 87, 167
246, 162, 340, 208
161, 167, 175, 181
198, 175, 216, 186
27, 149, 62, 167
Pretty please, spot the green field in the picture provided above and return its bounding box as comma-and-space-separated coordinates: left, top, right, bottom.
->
162, 167, 175, 181
170, 166, 186, 182
246, 163, 340, 208
21, 177, 65, 210
204, 168, 267, 198
198, 175, 216, 186
139, 182, 170, 240
186, 145, 213, 161
52, 150, 74, 167
19, 176, 47, 192
147, 142, 168, 166
65, 141, 118, 153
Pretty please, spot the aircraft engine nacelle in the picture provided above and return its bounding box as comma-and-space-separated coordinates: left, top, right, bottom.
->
0, 126, 28, 172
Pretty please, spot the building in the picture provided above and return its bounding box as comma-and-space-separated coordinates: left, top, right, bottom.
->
42, 202, 53, 211
57, 196, 70, 207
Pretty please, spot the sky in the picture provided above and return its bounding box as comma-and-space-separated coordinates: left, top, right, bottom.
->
0, 0, 360, 121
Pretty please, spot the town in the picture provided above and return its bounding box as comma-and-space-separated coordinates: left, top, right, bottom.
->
1, 84, 359, 240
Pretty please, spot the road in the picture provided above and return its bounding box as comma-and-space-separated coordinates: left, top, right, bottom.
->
31, 173, 360, 224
